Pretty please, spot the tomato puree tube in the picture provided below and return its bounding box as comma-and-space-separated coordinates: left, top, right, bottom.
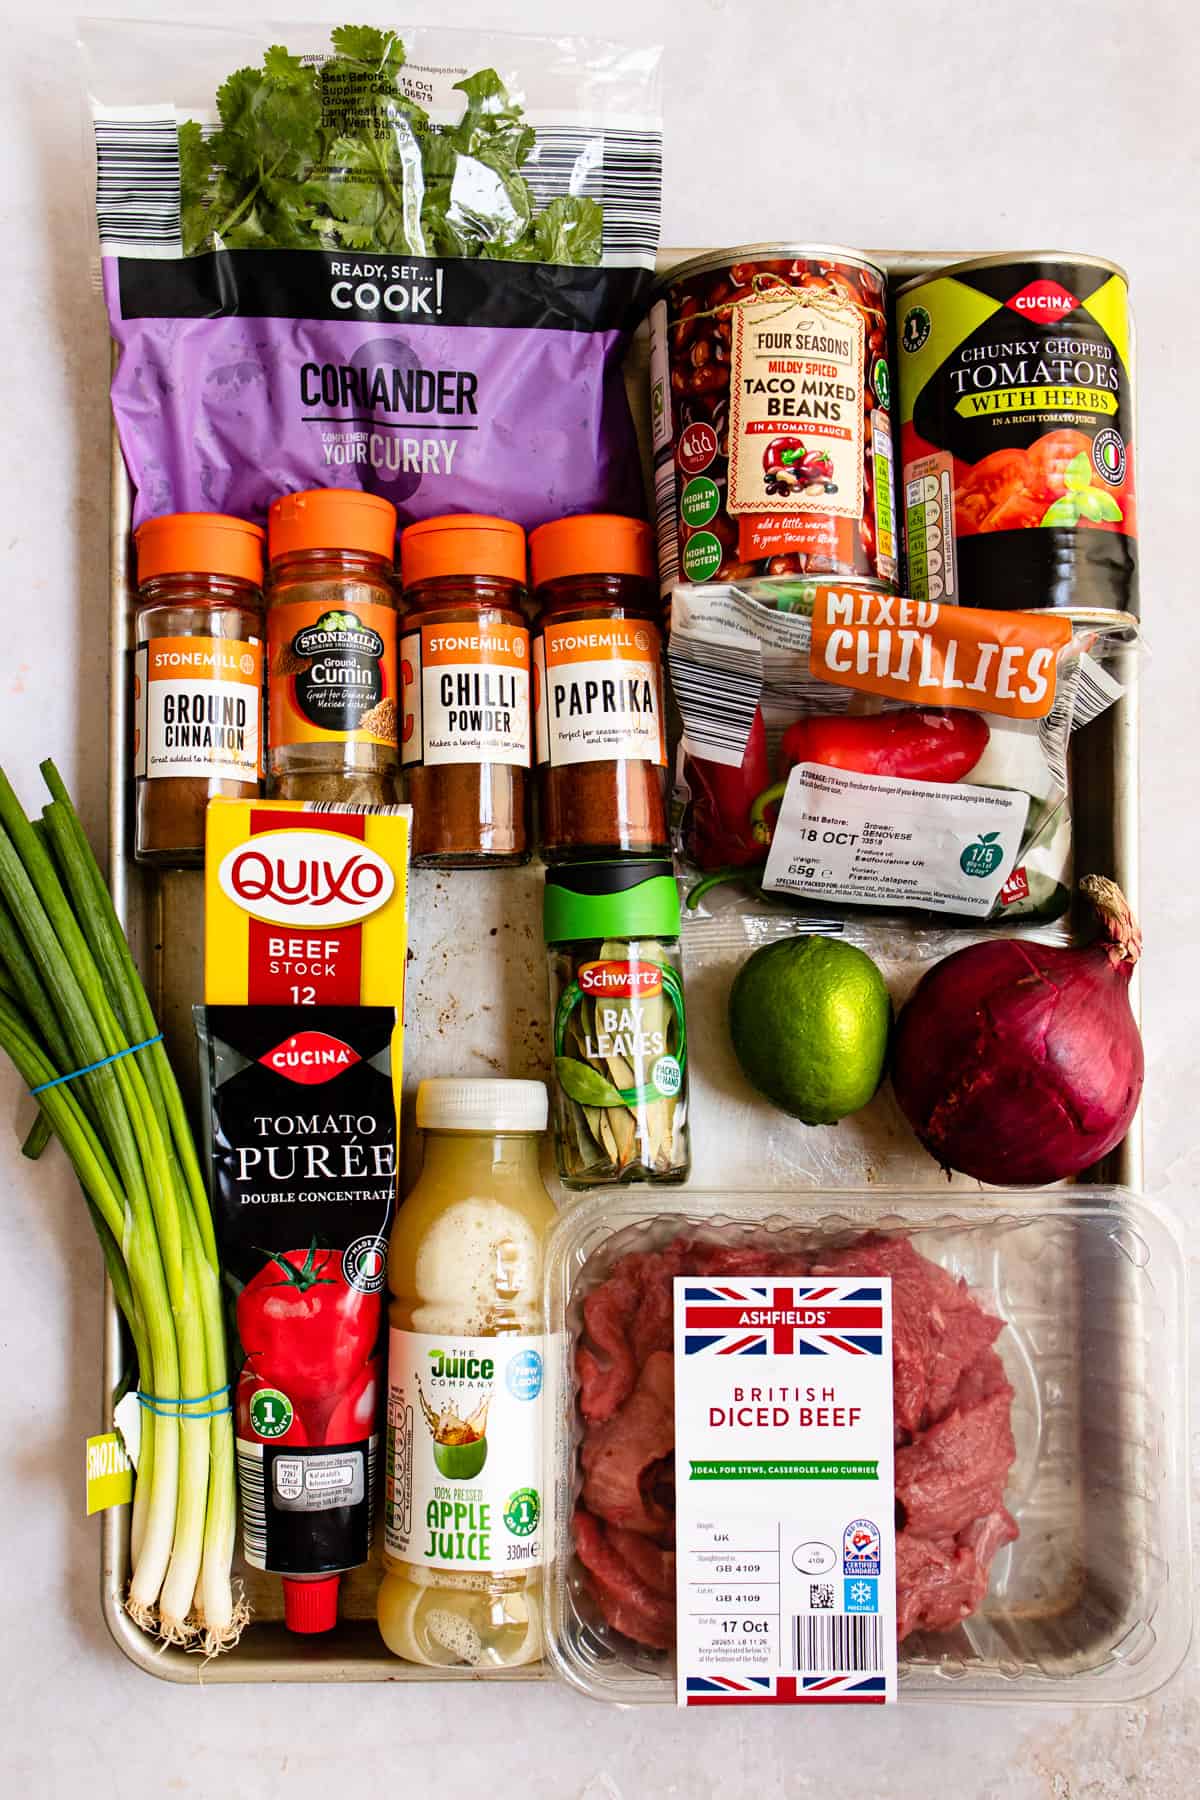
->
196, 1004, 399, 1632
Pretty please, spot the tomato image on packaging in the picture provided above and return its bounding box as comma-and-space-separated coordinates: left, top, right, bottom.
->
897, 254, 1138, 614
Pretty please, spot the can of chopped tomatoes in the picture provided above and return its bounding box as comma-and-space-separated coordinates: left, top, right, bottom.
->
649, 245, 898, 599
897, 254, 1137, 615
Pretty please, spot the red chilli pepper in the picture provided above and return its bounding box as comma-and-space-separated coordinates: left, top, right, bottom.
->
751, 709, 991, 841
686, 707, 771, 871
237, 1240, 379, 1404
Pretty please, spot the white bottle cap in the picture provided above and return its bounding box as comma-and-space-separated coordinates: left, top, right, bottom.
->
416, 1078, 549, 1134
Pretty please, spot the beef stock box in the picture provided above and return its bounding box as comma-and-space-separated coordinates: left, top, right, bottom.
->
205, 798, 411, 1015
543, 1189, 1191, 1707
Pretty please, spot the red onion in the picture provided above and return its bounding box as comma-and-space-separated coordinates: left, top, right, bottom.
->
892, 876, 1143, 1184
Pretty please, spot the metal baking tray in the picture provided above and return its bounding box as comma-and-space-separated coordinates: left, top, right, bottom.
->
100, 250, 1143, 1683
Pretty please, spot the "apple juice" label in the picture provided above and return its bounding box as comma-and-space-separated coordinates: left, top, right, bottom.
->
384, 1329, 544, 1573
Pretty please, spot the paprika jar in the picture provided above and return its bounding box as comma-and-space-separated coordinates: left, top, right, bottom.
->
400, 514, 532, 867
132, 511, 265, 867
266, 488, 399, 804
529, 515, 669, 863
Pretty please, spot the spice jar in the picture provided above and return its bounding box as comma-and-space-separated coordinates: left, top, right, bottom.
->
266, 489, 399, 804
133, 512, 265, 866
529, 515, 669, 863
543, 860, 691, 1188
400, 514, 531, 866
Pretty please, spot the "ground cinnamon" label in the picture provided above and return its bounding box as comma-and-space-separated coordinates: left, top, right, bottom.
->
135, 634, 263, 782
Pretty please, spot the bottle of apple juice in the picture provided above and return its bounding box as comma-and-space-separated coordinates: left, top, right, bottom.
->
377, 1079, 555, 1667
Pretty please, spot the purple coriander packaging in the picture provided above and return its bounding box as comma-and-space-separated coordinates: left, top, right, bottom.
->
82, 20, 663, 535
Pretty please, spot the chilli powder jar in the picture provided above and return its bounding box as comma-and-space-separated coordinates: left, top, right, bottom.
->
399, 514, 532, 867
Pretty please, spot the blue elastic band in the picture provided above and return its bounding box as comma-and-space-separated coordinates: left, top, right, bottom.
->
137, 1384, 233, 1420
30, 1032, 164, 1096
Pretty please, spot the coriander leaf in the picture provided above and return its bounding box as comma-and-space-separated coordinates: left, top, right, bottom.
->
529, 195, 603, 265
178, 120, 213, 256
300, 126, 427, 256
329, 24, 406, 75
437, 150, 534, 255
450, 69, 537, 168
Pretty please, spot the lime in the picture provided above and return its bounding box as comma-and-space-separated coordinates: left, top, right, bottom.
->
728, 936, 891, 1124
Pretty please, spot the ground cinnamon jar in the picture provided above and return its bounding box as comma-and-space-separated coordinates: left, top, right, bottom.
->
528, 515, 669, 862
132, 512, 265, 866
399, 515, 531, 866
266, 489, 399, 804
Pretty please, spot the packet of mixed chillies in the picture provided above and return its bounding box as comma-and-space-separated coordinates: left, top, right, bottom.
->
669, 581, 1137, 922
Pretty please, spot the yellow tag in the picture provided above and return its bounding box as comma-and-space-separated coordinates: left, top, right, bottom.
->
86, 1432, 133, 1515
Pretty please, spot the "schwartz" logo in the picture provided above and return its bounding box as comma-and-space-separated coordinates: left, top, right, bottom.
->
578, 959, 663, 1000
217, 829, 396, 929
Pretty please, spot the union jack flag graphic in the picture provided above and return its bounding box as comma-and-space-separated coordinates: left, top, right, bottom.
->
681, 1282, 885, 1358
685, 1674, 886, 1706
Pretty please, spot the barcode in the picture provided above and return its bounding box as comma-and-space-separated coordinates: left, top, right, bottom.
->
1070, 650, 1124, 729
794, 1612, 883, 1674
1039, 651, 1124, 790
669, 636, 762, 761
94, 112, 182, 254
236, 1442, 267, 1566
304, 801, 406, 814
654, 459, 680, 594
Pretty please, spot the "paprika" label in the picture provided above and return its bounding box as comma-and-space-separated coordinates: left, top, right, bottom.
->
384, 1330, 544, 1575
401, 620, 531, 768
135, 634, 262, 782
533, 620, 666, 768
269, 599, 398, 749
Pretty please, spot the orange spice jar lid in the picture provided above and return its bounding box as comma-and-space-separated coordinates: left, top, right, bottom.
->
268, 488, 397, 562
400, 514, 526, 588
135, 512, 265, 586
528, 514, 654, 590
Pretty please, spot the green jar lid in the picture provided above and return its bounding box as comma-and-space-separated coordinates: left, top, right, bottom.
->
543, 861, 681, 944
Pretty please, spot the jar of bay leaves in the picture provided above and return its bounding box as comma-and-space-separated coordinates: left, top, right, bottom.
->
543, 861, 690, 1188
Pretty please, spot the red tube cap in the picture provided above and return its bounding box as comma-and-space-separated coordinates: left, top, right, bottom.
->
282, 1574, 341, 1634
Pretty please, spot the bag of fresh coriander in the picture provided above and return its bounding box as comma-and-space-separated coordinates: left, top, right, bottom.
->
82, 20, 662, 535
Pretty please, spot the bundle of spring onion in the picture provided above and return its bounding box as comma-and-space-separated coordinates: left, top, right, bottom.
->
0, 762, 240, 1653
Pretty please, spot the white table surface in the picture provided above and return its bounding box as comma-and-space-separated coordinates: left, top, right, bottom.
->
2, 1, 1197, 1793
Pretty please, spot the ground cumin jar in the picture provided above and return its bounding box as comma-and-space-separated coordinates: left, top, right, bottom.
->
132, 512, 265, 866
529, 515, 668, 863
399, 514, 531, 867
266, 488, 399, 803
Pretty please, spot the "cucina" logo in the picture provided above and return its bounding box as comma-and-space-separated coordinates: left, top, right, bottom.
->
258, 1031, 361, 1085
217, 829, 395, 928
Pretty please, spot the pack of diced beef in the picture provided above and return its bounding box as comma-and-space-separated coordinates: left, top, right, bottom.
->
543, 1190, 1190, 1706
